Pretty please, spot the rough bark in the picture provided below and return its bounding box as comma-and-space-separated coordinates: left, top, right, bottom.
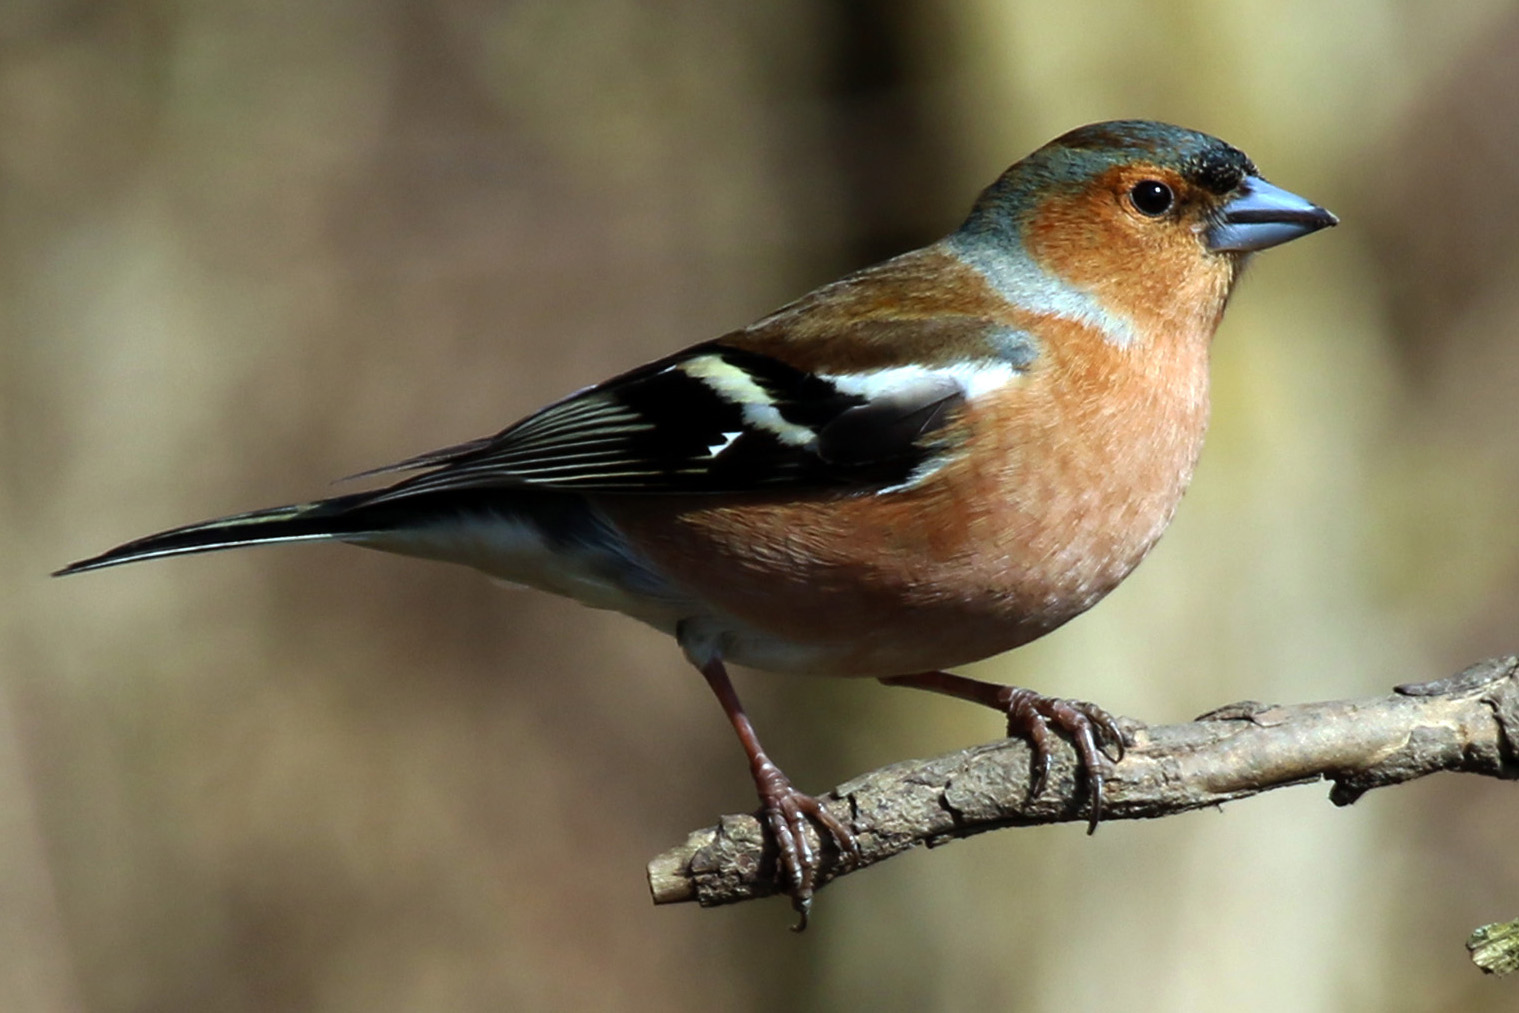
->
649, 656, 1519, 909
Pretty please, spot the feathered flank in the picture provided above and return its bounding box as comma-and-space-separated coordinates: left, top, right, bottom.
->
53, 342, 996, 576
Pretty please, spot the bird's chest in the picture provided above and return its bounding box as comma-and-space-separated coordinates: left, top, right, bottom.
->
603, 361, 1208, 676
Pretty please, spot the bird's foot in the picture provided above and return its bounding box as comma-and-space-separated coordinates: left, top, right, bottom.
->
751, 758, 858, 930
997, 688, 1128, 832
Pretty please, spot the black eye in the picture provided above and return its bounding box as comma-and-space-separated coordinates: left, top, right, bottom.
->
1129, 180, 1174, 216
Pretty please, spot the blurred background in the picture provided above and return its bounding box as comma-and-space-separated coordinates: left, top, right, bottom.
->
5, 1, 1519, 1009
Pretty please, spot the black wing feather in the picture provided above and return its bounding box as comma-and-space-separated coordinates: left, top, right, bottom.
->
364, 342, 964, 502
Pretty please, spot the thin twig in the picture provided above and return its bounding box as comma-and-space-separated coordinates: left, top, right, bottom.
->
1468, 917, 1519, 976
648, 656, 1519, 909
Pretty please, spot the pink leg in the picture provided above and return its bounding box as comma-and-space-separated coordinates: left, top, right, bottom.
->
880, 670, 1128, 832
697, 656, 858, 928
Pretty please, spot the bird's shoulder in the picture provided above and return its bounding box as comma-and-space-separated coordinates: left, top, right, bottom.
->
729, 241, 1044, 376
356, 246, 1050, 503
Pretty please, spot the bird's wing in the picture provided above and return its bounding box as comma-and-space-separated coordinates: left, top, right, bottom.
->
360, 341, 972, 501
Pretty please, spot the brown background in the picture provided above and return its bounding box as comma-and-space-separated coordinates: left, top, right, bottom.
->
6, 2, 1519, 1010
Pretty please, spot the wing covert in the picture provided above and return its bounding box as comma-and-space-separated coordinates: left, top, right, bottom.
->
362, 342, 971, 502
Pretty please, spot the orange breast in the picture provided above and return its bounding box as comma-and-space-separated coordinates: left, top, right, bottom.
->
598, 312, 1213, 677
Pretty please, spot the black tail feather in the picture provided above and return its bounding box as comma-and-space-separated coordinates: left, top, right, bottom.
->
53, 493, 381, 576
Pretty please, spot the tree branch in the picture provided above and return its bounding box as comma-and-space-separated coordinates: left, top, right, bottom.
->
648, 656, 1519, 909
1468, 916, 1519, 976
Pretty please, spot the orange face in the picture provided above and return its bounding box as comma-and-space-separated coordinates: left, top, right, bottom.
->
1023, 162, 1240, 351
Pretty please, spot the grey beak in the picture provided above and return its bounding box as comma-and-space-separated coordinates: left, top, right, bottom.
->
1206, 176, 1338, 253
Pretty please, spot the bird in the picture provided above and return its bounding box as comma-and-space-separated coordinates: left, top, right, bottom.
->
57, 120, 1336, 926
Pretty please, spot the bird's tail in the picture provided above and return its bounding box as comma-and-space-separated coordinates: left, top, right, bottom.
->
53, 493, 382, 576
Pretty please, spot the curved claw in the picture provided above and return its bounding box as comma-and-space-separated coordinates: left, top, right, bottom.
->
1000, 689, 1131, 832
694, 654, 858, 926
878, 672, 1133, 834
1006, 692, 1056, 799
753, 759, 859, 929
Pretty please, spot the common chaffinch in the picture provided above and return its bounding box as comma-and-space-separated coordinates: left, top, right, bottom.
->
59, 120, 1336, 923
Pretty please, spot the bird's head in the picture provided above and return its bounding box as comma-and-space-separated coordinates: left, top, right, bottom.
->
957, 120, 1337, 345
